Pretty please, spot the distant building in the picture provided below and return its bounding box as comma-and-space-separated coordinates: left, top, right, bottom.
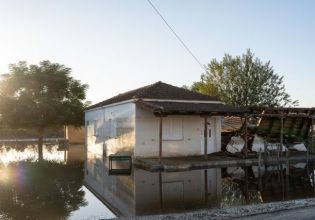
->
65, 126, 85, 144
85, 81, 240, 159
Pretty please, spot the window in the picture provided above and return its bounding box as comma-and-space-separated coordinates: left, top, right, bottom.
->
104, 118, 117, 138
162, 117, 183, 140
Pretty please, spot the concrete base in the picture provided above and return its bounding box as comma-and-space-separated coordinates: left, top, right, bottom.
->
134, 152, 315, 172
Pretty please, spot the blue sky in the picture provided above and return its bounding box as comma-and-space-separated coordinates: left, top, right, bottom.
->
0, 0, 314, 106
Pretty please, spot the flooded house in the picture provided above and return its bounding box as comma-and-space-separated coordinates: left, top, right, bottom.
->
84, 81, 242, 216
83, 82, 315, 217
84, 81, 240, 160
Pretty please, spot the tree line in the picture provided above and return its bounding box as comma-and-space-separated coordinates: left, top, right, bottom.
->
0, 50, 297, 160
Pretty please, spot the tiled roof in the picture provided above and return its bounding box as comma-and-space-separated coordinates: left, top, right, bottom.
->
86, 81, 220, 110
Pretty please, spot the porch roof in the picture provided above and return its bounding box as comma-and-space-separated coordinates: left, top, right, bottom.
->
135, 100, 245, 116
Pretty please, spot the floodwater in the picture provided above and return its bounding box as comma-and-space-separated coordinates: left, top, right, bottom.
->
85, 156, 315, 217
0, 143, 115, 220
2, 143, 315, 219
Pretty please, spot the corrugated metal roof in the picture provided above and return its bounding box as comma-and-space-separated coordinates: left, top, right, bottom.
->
222, 116, 243, 133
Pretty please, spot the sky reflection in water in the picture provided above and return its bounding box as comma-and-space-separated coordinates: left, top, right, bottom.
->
0, 144, 115, 220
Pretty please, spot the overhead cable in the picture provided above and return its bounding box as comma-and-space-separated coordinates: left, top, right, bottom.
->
147, 0, 206, 72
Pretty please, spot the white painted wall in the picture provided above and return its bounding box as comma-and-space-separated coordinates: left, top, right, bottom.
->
134, 106, 222, 158
85, 103, 136, 216
85, 103, 222, 159
86, 108, 104, 168
85, 102, 136, 158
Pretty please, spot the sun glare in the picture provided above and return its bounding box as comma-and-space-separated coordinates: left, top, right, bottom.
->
0, 147, 36, 166
0, 144, 66, 166
0, 166, 10, 183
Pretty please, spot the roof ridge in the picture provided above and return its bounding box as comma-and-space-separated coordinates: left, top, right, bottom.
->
153, 81, 219, 100
110, 82, 157, 100
135, 81, 162, 98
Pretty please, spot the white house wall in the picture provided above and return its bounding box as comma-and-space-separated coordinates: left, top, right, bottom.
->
85, 102, 136, 216
85, 102, 136, 159
135, 106, 222, 158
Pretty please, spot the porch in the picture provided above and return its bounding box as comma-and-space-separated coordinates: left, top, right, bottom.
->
134, 151, 315, 172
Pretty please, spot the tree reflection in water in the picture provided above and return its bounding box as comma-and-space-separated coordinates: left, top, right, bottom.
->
0, 142, 67, 164
0, 161, 86, 220
221, 177, 263, 207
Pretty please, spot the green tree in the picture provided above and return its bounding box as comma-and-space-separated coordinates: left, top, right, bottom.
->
0, 61, 88, 160
192, 49, 298, 107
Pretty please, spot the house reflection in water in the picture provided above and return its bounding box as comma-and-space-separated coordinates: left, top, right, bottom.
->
85, 158, 222, 216
135, 169, 222, 215
85, 155, 315, 217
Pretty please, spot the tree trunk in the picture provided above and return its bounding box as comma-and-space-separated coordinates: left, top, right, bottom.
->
38, 131, 44, 162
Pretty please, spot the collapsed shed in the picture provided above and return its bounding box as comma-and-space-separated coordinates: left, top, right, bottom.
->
223, 107, 315, 154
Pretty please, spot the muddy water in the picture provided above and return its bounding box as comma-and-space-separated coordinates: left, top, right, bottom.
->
0, 143, 115, 220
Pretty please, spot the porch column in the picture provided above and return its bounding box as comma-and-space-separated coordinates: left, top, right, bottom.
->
280, 112, 284, 155
312, 117, 314, 153
159, 116, 163, 163
244, 114, 248, 158
204, 116, 208, 159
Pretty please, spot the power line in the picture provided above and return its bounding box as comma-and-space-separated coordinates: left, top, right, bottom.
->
147, 0, 206, 72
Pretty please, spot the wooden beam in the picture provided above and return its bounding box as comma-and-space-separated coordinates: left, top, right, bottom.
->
297, 110, 310, 138
250, 107, 313, 112
204, 117, 208, 159
304, 118, 313, 141
280, 113, 284, 153
312, 118, 314, 153
288, 116, 298, 137
251, 113, 310, 118
267, 117, 276, 134
244, 115, 248, 158
159, 116, 163, 163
